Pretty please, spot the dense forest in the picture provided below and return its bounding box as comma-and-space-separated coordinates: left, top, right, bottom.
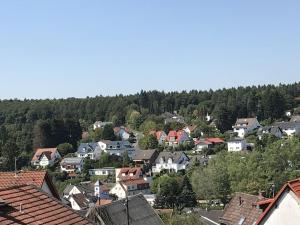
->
0, 82, 300, 170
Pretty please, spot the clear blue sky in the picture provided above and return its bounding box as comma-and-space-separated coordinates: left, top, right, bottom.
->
0, 1, 299, 99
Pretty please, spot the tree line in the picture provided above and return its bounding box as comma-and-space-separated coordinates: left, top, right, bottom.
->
0, 82, 299, 170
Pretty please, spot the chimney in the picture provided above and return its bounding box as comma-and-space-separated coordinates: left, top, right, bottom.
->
239, 196, 243, 206
19, 203, 23, 213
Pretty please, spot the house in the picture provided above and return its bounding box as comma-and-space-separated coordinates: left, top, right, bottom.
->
132, 149, 159, 166
115, 167, 144, 182
227, 138, 247, 152
233, 118, 261, 138
183, 125, 198, 137
60, 157, 84, 173
166, 130, 190, 147
152, 151, 189, 173
109, 178, 151, 199
114, 126, 131, 140
290, 115, 300, 123
154, 130, 167, 144
89, 167, 115, 176
31, 147, 61, 167
206, 137, 225, 145
274, 121, 300, 136
68, 193, 91, 210
162, 112, 186, 125
255, 178, 300, 225
93, 121, 113, 130
86, 194, 164, 225
220, 193, 264, 225
194, 139, 213, 152
257, 126, 283, 139
63, 180, 110, 199
76, 142, 101, 160
98, 140, 135, 157
0, 185, 93, 225
0, 170, 60, 199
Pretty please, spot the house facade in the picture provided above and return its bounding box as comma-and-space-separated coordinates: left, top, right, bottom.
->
152, 151, 189, 173
256, 179, 300, 225
227, 138, 247, 152
76, 142, 101, 160
60, 157, 83, 173
155, 131, 167, 144
89, 167, 115, 176
31, 148, 61, 168
166, 130, 190, 147
109, 179, 151, 199
114, 126, 131, 140
274, 121, 300, 136
233, 118, 261, 138
98, 140, 135, 157
132, 149, 159, 167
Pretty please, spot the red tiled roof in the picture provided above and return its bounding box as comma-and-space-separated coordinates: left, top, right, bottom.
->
205, 137, 224, 144
155, 131, 165, 140
0, 171, 60, 199
117, 167, 142, 181
32, 148, 58, 162
0, 185, 93, 225
220, 193, 263, 225
256, 178, 300, 225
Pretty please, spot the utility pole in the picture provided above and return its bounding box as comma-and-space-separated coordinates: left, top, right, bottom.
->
126, 196, 130, 225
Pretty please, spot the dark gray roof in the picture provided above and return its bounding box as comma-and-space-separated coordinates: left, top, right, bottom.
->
227, 138, 245, 142
155, 151, 189, 164
274, 121, 300, 130
61, 157, 83, 166
257, 126, 282, 135
197, 209, 223, 225
234, 118, 259, 128
132, 150, 157, 161
63, 184, 75, 196
77, 142, 99, 154
86, 194, 164, 225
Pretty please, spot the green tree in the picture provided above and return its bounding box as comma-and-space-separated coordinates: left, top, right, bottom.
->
57, 143, 74, 157
102, 124, 116, 140
138, 135, 158, 150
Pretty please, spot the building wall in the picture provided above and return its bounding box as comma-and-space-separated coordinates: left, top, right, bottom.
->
227, 140, 246, 152
260, 190, 300, 225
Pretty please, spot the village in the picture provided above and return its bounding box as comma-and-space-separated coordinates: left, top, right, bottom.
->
1, 109, 300, 225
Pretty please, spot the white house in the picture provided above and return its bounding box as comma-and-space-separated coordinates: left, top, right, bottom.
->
227, 138, 247, 152
76, 142, 101, 160
109, 179, 151, 199
68, 193, 90, 210
256, 178, 300, 225
31, 148, 61, 168
233, 118, 261, 138
98, 140, 135, 158
60, 157, 83, 173
114, 126, 131, 140
93, 121, 113, 130
152, 151, 189, 173
183, 125, 197, 137
89, 167, 116, 176
274, 121, 300, 136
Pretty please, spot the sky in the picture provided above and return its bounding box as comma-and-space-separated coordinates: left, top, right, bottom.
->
0, 1, 299, 99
